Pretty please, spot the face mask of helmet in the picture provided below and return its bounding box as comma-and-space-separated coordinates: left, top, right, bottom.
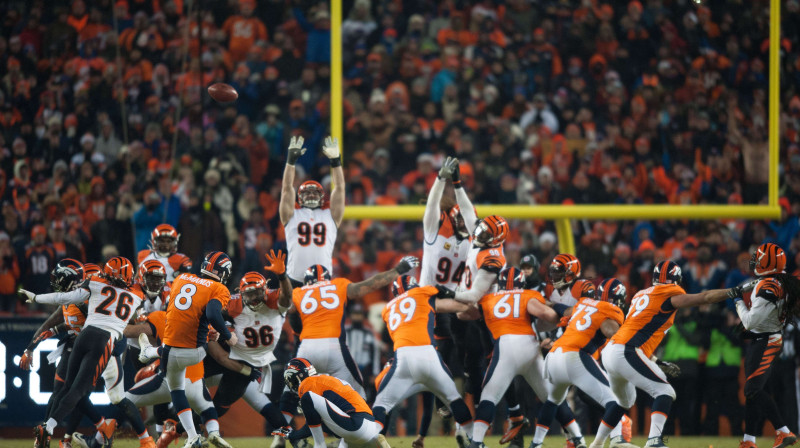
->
300, 189, 322, 208
243, 287, 266, 311
143, 272, 166, 297
472, 222, 492, 247
549, 264, 569, 289
154, 236, 176, 257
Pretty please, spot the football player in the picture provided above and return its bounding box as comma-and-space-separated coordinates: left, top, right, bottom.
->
280, 135, 344, 287
734, 243, 800, 448
22, 257, 144, 448
533, 278, 636, 448
598, 261, 755, 448
138, 224, 192, 280
374, 358, 435, 448
284, 358, 391, 448
547, 253, 583, 307
372, 276, 475, 441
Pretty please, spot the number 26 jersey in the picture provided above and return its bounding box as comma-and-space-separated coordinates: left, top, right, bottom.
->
286, 208, 337, 281
164, 273, 231, 349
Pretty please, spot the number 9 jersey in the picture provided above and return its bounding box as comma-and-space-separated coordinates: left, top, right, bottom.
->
286, 208, 337, 282
164, 272, 231, 348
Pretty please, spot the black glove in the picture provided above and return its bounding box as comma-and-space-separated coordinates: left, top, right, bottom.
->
241, 365, 262, 382
728, 279, 758, 300
655, 359, 681, 378
435, 285, 456, 299
394, 256, 420, 275
287, 136, 306, 166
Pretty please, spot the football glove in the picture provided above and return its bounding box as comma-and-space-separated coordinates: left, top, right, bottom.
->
438, 156, 459, 181
557, 316, 571, 327
287, 136, 307, 165
322, 136, 340, 159
19, 350, 33, 371
394, 256, 420, 275
264, 250, 287, 278
728, 279, 758, 300
435, 285, 456, 299
656, 359, 681, 378
19, 289, 36, 303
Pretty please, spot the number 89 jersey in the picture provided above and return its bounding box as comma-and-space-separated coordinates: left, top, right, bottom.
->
552, 298, 624, 354
292, 278, 351, 341
382, 286, 439, 350
165, 273, 231, 348
84, 278, 145, 338
227, 293, 285, 367
479, 288, 543, 340
286, 208, 337, 282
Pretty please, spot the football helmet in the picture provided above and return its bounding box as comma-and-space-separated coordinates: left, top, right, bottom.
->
240, 272, 269, 311
391, 275, 419, 296
200, 251, 233, 284
447, 205, 469, 239
84, 263, 102, 277
104, 257, 135, 287
150, 224, 179, 257
284, 358, 318, 393
652, 260, 682, 285
750, 243, 786, 277
139, 260, 167, 298
498, 267, 525, 291
573, 279, 596, 300
50, 259, 85, 292
597, 278, 627, 308
298, 181, 324, 209
549, 254, 581, 290
472, 215, 508, 248
304, 264, 331, 286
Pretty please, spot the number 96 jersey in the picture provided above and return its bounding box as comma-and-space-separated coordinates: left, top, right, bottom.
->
165, 273, 231, 349
286, 208, 337, 282
292, 278, 351, 341
382, 286, 439, 350
227, 292, 285, 367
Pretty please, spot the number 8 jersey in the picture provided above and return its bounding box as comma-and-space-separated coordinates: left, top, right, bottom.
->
164, 272, 231, 348
286, 208, 337, 282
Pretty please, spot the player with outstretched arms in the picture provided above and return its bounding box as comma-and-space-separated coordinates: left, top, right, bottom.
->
280, 135, 344, 287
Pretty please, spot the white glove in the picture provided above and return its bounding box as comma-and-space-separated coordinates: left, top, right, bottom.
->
322, 136, 340, 159
19, 289, 36, 304
226, 332, 239, 347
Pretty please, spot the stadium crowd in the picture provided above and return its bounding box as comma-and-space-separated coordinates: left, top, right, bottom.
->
0, 0, 799, 438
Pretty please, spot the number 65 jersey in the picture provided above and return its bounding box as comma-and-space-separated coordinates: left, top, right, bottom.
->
292, 278, 351, 341
286, 208, 337, 282
227, 292, 285, 367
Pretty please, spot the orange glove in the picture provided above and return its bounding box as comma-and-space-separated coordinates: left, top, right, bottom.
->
19, 350, 33, 370
264, 250, 287, 277
557, 316, 571, 327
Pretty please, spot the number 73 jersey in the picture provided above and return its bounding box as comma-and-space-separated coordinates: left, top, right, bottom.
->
227, 293, 285, 367
552, 298, 624, 354
479, 288, 544, 339
292, 278, 351, 341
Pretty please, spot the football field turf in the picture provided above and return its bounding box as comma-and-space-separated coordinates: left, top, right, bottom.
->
0, 436, 741, 447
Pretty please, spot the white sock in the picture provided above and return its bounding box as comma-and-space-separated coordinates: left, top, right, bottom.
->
155, 424, 163, 434
609, 421, 622, 439
138, 430, 150, 440
205, 418, 220, 433
565, 420, 582, 438
309, 425, 326, 447
462, 421, 473, 435
533, 424, 549, 444
45, 418, 57, 435
594, 420, 614, 445
648, 412, 667, 438
177, 409, 197, 438
95, 432, 104, 444
778, 426, 791, 434
472, 421, 489, 443
283, 412, 293, 424
744, 434, 756, 443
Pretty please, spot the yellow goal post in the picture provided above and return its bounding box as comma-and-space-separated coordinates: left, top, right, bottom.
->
329, 0, 782, 255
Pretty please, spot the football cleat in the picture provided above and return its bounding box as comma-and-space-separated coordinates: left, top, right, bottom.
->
206, 431, 232, 448
138, 333, 158, 363
739, 442, 757, 448
455, 427, 471, 448
270, 435, 286, 448
621, 415, 632, 442
500, 416, 530, 444
59, 437, 73, 448
774, 431, 797, 448
528, 443, 542, 448
35, 424, 51, 448
569, 436, 588, 448
156, 420, 178, 448
271, 426, 292, 438
134, 360, 160, 383
411, 435, 424, 448
183, 435, 204, 448
644, 436, 669, 448
437, 406, 452, 419
70, 433, 94, 448
609, 436, 640, 448
139, 436, 156, 448
468, 442, 486, 448
97, 418, 117, 442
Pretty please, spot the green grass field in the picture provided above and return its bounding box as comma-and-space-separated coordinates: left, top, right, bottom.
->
0, 436, 742, 448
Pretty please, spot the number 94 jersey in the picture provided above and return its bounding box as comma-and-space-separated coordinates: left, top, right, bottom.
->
165, 273, 231, 349
382, 286, 439, 350
552, 298, 624, 354
420, 222, 469, 289
286, 208, 337, 281
227, 292, 285, 367
292, 278, 351, 341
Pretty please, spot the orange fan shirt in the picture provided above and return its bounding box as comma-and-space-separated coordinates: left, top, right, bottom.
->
479, 288, 544, 339
222, 16, 267, 62
611, 283, 685, 357
298, 375, 372, 415
382, 286, 439, 350
292, 278, 351, 340
164, 273, 231, 348
553, 298, 624, 354
147, 310, 204, 382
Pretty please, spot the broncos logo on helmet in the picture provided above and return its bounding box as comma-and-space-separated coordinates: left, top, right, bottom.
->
549, 254, 581, 290
391, 275, 419, 297
201, 251, 233, 284
472, 215, 508, 248
298, 181, 325, 209
498, 267, 525, 291
304, 264, 331, 286
653, 260, 682, 285
750, 243, 786, 277
50, 259, 85, 292
284, 358, 318, 393
597, 278, 627, 309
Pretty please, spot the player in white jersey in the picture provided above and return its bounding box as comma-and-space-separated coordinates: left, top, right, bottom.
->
128, 260, 172, 359
546, 253, 583, 307
280, 135, 344, 286
23, 257, 144, 448
138, 224, 193, 280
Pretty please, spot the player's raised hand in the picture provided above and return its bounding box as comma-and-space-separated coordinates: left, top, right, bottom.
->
287, 136, 306, 165
264, 250, 287, 277
19, 289, 36, 303
19, 350, 33, 371
322, 136, 340, 159
438, 156, 459, 181
395, 256, 420, 275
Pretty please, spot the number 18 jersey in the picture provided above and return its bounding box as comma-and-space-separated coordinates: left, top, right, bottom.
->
164, 273, 231, 348
286, 208, 337, 281
479, 289, 543, 339
292, 278, 350, 341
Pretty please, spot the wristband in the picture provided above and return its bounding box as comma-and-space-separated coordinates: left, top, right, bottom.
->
330, 157, 342, 167
552, 303, 570, 317
240, 365, 252, 376
452, 179, 462, 189
278, 273, 287, 281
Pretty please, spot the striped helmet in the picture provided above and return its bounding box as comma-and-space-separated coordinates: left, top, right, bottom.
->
304, 264, 331, 286
284, 358, 318, 393
572, 279, 596, 300
150, 224, 179, 257
240, 272, 268, 311
597, 278, 627, 308
391, 275, 419, 297
472, 215, 508, 248
84, 263, 102, 277
103, 256, 135, 286
498, 267, 525, 291
549, 254, 581, 289
139, 260, 167, 298
201, 251, 233, 284
50, 258, 85, 292
298, 181, 324, 209
750, 243, 786, 277
652, 260, 682, 285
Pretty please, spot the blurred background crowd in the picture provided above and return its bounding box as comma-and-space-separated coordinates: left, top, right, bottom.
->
0, 0, 799, 437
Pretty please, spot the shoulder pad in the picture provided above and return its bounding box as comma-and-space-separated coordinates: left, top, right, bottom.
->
756, 278, 783, 303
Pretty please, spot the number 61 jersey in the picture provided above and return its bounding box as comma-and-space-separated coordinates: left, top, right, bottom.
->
227, 292, 285, 367
286, 208, 337, 282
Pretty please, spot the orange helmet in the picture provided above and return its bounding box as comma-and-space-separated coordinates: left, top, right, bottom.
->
240, 271, 269, 311
138, 260, 167, 298
571, 279, 596, 300
549, 254, 581, 289
103, 256, 134, 286
84, 263, 102, 277
150, 224, 179, 257
472, 215, 508, 248
443, 204, 469, 239
298, 181, 324, 208
750, 243, 786, 277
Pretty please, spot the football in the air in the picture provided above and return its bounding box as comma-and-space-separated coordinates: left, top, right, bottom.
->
208, 83, 238, 103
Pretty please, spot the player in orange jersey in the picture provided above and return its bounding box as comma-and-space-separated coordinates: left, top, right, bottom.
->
532, 278, 636, 448
598, 261, 754, 448
138, 224, 192, 280
373, 358, 435, 448
284, 358, 391, 448
734, 243, 800, 448
373, 275, 475, 443
161, 251, 235, 448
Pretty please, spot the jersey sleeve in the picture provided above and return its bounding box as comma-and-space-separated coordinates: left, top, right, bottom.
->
605, 303, 625, 325
137, 250, 148, 264
526, 289, 546, 304
169, 254, 193, 273
227, 296, 244, 318
334, 278, 352, 303
753, 278, 783, 303
292, 288, 304, 309
477, 250, 505, 274
146, 311, 167, 338
213, 283, 232, 307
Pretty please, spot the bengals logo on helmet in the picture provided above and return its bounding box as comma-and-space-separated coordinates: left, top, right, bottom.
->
138, 260, 167, 297
473, 215, 508, 248
104, 257, 134, 286
572, 279, 596, 300
549, 254, 581, 290
750, 243, 786, 277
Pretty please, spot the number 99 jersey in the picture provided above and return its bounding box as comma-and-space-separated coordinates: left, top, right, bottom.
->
382, 286, 439, 350
227, 292, 285, 367
286, 208, 337, 282
164, 273, 231, 348
292, 278, 351, 341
